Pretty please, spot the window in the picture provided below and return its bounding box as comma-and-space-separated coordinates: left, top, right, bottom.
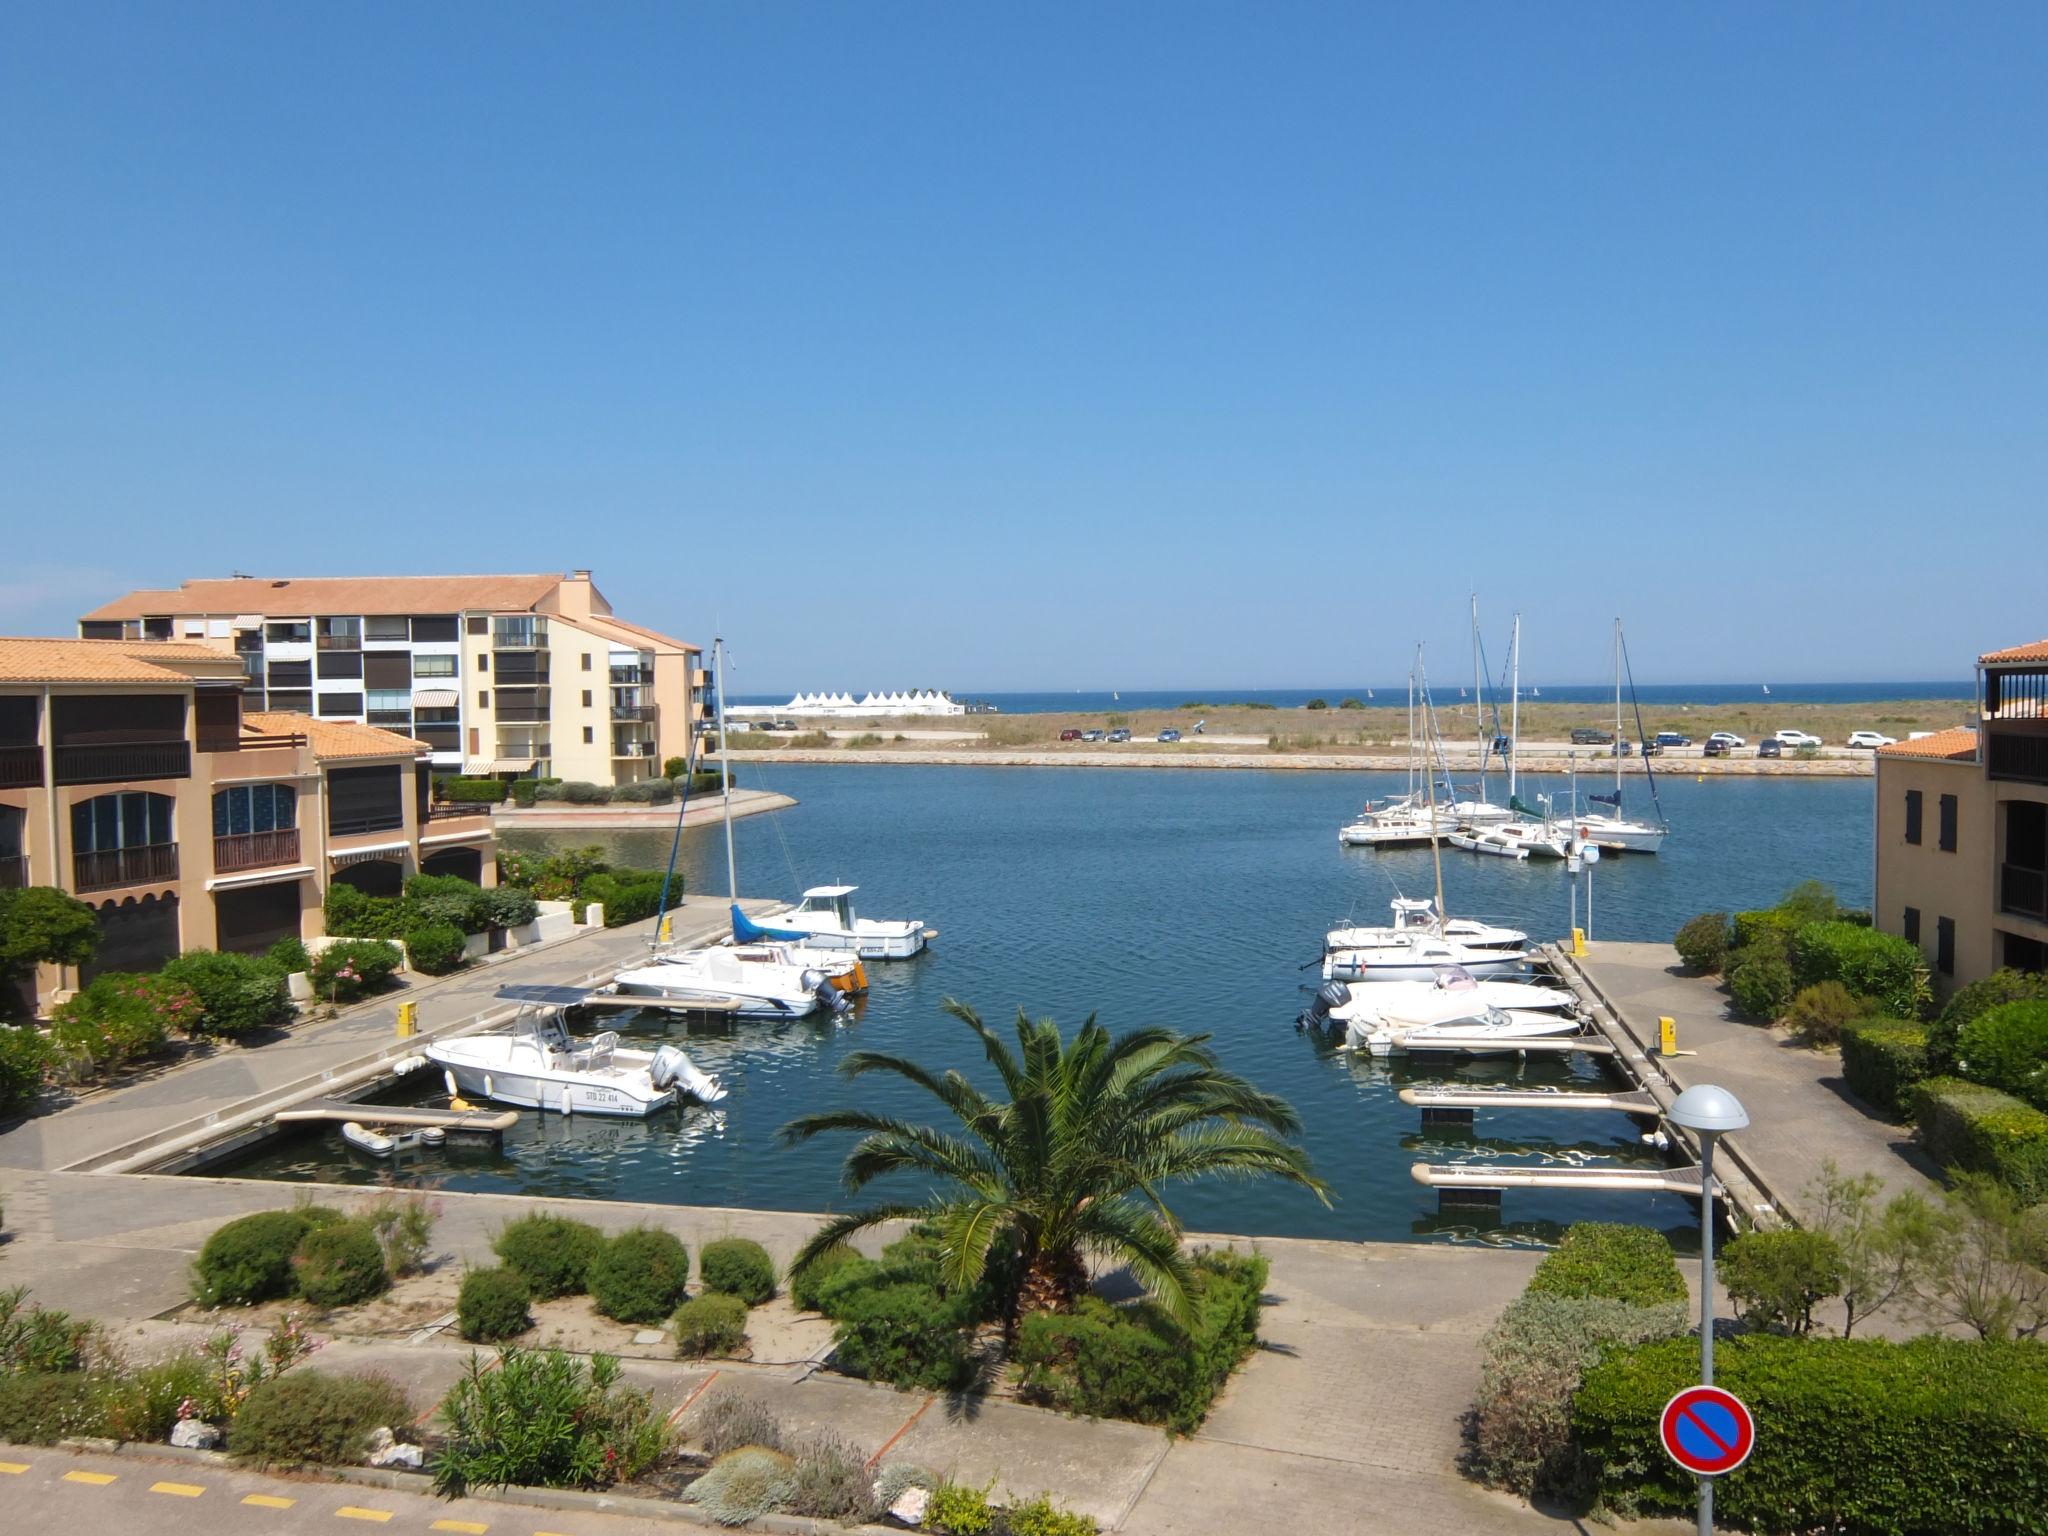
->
363, 652, 411, 689
267, 690, 312, 714
1903, 906, 1921, 944
582, 726, 594, 744
1936, 915, 1956, 977
72, 792, 175, 851
363, 615, 410, 641
265, 620, 310, 644
316, 616, 361, 649
477, 690, 490, 709
476, 654, 489, 674
1904, 789, 1923, 845
466, 615, 488, 636
212, 784, 297, 837
266, 658, 312, 689
318, 692, 364, 717
413, 615, 460, 643
412, 653, 456, 679
582, 690, 592, 708
327, 765, 404, 837
581, 653, 592, 671
414, 705, 458, 726
316, 649, 363, 679
142, 616, 173, 639
1939, 794, 1958, 853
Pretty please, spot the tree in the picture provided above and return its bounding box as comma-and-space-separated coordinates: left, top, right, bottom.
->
0, 887, 100, 1003
1908, 1173, 2048, 1341
1803, 1160, 1942, 1338
781, 1000, 1328, 1326
1720, 1230, 1844, 1334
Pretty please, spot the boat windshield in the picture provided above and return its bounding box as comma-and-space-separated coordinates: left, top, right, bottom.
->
1434, 967, 1477, 991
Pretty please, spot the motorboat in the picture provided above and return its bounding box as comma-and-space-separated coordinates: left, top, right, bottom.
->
613, 946, 848, 1019
1323, 930, 1530, 983
1345, 1004, 1587, 1056
426, 1005, 725, 1116
1297, 967, 1581, 1030
1340, 801, 1457, 848
1447, 826, 1528, 859
341, 1121, 446, 1158
707, 938, 868, 994
733, 887, 928, 960
1326, 898, 1528, 956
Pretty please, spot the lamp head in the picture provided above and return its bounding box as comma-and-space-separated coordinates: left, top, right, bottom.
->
1670, 1083, 1749, 1134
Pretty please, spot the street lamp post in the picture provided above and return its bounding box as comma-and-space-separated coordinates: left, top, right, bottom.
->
1668, 1083, 1750, 1536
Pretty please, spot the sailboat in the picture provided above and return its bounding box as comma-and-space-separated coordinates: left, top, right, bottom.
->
1762, 684, 1771, 696
1571, 619, 1669, 854
1340, 654, 1460, 847
1493, 614, 1570, 859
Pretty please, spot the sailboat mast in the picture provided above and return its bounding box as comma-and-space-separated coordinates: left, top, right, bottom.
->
1470, 594, 1487, 805
713, 636, 739, 904
1421, 662, 1446, 921
1509, 613, 1521, 803
1406, 661, 1416, 800
1613, 617, 1624, 799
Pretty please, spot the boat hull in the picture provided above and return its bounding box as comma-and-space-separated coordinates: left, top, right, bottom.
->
431, 1060, 676, 1117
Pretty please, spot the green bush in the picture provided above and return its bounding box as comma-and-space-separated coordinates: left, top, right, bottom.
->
683, 1445, 798, 1526
609, 779, 674, 804
1731, 908, 1801, 952
1720, 1229, 1843, 1333
1913, 1076, 2048, 1202
1783, 980, 1866, 1046
1931, 968, 2048, 1072
1790, 921, 1931, 1019
0, 886, 100, 998
1840, 1019, 1929, 1115
291, 1222, 389, 1307
96, 1351, 222, 1442
47, 972, 197, 1076
458, 1266, 533, 1342
1572, 1334, 2048, 1533
926, 1479, 998, 1536
1468, 1293, 1687, 1497
194, 1209, 324, 1306
700, 1237, 776, 1305
0, 1025, 50, 1116
0, 1286, 95, 1372
321, 883, 408, 940
402, 922, 467, 977
1956, 1000, 2048, 1110
266, 936, 311, 974
508, 779, 540, 808
830, 1281, 977, 1391
0, 1371, 98, 1444
662, 756, 689, 780
493, 1212, 604, 1299
1006, 1495, 1100, 1536
581, 870, 669, 927
436, 777, 509, 804
673, 1293, 750, 1357
588, 1227, 691, 1323
405, 872, 492, 933
1672, 912, 1733, 973
158, 950, 292, 1037
309, 939, 403, 1001
433, 1348, 670, 1495
227, 1370, 414, 1466
481, 885, 539, 929
789, 1242, 863, 1311
1526, 1224, 1685, 1307
1727, 936, 1796, 1020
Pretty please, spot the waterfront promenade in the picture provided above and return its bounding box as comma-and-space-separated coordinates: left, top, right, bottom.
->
725, 744, 1873, 775
493, 786, 795, 831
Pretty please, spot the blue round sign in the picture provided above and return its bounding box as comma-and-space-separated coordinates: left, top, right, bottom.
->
1659, 1385, 1755, 1476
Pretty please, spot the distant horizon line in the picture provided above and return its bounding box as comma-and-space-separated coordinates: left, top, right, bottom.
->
736, 677, 1977, 696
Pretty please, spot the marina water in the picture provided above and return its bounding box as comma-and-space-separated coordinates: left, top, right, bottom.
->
216, 764, 1875, 1248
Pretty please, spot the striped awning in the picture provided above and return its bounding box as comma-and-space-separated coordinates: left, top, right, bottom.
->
330, 841, 408, 867
490, 758, 535, 773
412, 689, 459, 707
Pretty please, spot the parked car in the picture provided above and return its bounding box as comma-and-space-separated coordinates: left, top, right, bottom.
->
1639, 740, 1663, 757
1570, 727, 1614, 745
1612, 739, 1634, 757
1707, 731, 1746, 748
1847, 730, 1897, 749
1703, 738, 1732, 758
1080, 729, 1105, 742
1773, 729, 1824, 748
1108, 728, 1131, 743
1157, 729, 1182, 743
1059, 728, 1082, 742
1655, 732, 1692, 748
1757, 739, 1783, 758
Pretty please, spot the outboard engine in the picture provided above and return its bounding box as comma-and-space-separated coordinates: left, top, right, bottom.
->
648, 1044, 685, 1091
650, 1044, 727, 1103
801, 967, 852, 1017
1296, 979, 1351, 1031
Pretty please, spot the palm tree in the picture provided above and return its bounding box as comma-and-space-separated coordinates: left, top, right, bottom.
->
781, 999, 1328, 1325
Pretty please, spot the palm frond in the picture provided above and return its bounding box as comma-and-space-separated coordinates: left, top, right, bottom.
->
787, 1202, 934, 1280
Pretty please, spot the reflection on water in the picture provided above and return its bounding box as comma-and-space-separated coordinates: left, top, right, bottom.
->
209, 765, 1870, 1249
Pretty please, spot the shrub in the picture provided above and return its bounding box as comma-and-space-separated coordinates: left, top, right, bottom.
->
321, 882, 408, 940
1572, 1334, 2048, 1533
402, 922, 467, 977
266, 936, 311, 975
700, 1237, 776, 1305
363, 1189, 438, 1276
1782, 980, 1867, 1046
1840, 1019, 1930, 1115
926, 1478, 998, 1536
1007, 1496, 1100, 1536
554, 780, 611, 804
663, 756, 689, 780
405, 872, 493, 933
493, 1212, 604, 1299
784, 1432, 879, 1522
194, 1209, 323, 1306
1730, 908, 1800, 953
610, 779, 674, 804
0, 1025, 50, 1116
1913, 1077, 2048, 1202
309, 939, 403, 1002
683, 1446, 797, 1526
789, 1241, 863, 1311
457, 1266, 532, 1342
1956, 1000, 2048, 1110
159, 950, 292, 1037
481, 885, 538, 929
436, 777, 509, 804
673, 1293, 749, 1357
0, 886, 100, 995
1790, 921, 1931, 1019
291, 1222, 389, 1307
433, 1348, 670, 1495
96, 1350, 220, 1442
581, 870, 669, 927
0, 1286, 95, 1372
1727, 936, 1796, 1020
689, 1389, 784, 1457
0, 1371, 97, 1444
1672, 912, 1732, 973
1720, 1229, 1844, 1333
1466, 1293, 1687, 1497
829, 1281, 976, 1392
227, 1370, 413, 1467
1526, 1224, 1686, 1307
588, 1227, 691, 1323
509, 779, 540, 808
48, 972, 194, 1076
1931, 968, 2048, 1072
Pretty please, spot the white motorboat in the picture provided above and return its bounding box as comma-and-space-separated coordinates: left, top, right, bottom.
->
1346, 1004, 1586, 1056
1447, 826, 1528, 859
614, 946, 845, 1019
1326, 897, 1528, 956
1323, 931, 1530, 983
1340, 802, 1458, 848
711, 939, 868, 994
426, 1006, 725, 1116
733, 886, 928, 960
1297, 968, 1581, 1030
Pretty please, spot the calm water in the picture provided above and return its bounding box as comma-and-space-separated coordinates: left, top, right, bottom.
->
215, 765, 1875, 1248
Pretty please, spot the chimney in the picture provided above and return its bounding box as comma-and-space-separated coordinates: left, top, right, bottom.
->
555, 570, 595, 619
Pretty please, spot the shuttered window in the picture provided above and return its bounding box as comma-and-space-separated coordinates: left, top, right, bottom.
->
1904, 790, 1922, 845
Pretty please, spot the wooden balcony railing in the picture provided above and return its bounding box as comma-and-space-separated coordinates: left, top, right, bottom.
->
2002, 863, 2048, 924
0, 853, 28, 889
329, 811, 405, 839
213, 827, 302, 874
53, 741, 191, 786
0, 745, 41, 789
1988, 730, 2048, 787
74, 843, 180, 893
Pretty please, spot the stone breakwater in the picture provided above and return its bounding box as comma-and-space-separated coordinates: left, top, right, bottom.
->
723, 748, 1872, 776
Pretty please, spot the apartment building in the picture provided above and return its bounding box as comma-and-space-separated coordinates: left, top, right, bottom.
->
1873, 636, 2048, 991
0, 638, 495, 1010
79, 571, 705, 786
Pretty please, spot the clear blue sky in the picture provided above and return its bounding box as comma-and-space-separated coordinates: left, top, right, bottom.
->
2, 4, 2042, 690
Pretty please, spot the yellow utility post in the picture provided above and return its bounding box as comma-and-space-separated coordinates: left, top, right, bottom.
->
658, 914, 673, 945
1659, 1015, 1679, 1056
396, 1001, 418, 1040
1571, 927, 1587, 957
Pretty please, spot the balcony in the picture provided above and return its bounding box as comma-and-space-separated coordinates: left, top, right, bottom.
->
2004, 864, 2048, 924
329, 810, 405, 839
0, 854, 26, 889
1988, 729, 2048, 787
610, 666, 652, 686
610, 702, 657, 723
490, 619, 547, 651
54, 741, 192, 786
613, 740, 657, 759
495, 701, 551, 724
0, 745, 41, 789
74, 843, 180, 893
214, 828, 302, 875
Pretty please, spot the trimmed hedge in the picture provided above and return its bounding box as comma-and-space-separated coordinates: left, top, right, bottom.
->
405, 873, 492, 933
457, 1265, 533, 1342
493, 1213, 604, 1299
1790, 921, 1930, 1019
158, 950, 292, 1037
1956, 1000, 2048, 1110
588, 1227, 692, 1323
1731, 908, 1801, 951
1526, 1224, 1686, 1307
402, 922, 467, 977
194, 1208, 335, 1306
699, 1238, 776, 1306
1840, 1018, 1929, 1115
1727, 936, 1796, 1020
581, 871, 671, 927
1913, 1076, 2048, 1202
435, 777, 510, 804
673, 1293, 750, 1357
291, 1222, 390, 1307
1572, 1334, 2048, 1533
1672, 912, 1733, 974
1931, 968, 2048, 1072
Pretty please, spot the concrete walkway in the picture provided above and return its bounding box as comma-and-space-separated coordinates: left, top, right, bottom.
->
494, 788, 795, 831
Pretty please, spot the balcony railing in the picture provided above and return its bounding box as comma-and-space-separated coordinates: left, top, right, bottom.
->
2002, 863, 2048, 924
490, 620, 547, 650
495, 703, 550, 724
427, 801, 493, 822
74, 843, 180, 893
1988, 730, 2048, 786
610, 666, 652, 686
613, 740, 657, 758
0, 745, 41, 789
0, 853, 27, 889
54, 741, 191, 786
198, 730, 306, 756
610, 703, 657, 722
213, 828, 302, 875
330, 811, 405, 839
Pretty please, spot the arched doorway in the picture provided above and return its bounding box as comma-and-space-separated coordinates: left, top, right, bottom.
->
84, 893, 181, 980
421, 846, 484, 884
330, 858, 403, 898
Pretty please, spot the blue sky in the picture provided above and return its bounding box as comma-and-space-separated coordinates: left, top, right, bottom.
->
2, 4, 2042, 690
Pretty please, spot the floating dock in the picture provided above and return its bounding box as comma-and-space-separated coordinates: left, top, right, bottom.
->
1390, 1033, 1615, 1057
1409, 1161, 1704, 1195
274, 1099, 520, 1142
1398, 1085, 1657, 1114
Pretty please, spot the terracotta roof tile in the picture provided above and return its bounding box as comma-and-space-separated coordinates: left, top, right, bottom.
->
0, 636, 242, 684
243, 711, 429, 761
1877, 727, 1979, 762
574, 612, 700, 653
82, 573, 566, 622
1980, 638, 2048, 665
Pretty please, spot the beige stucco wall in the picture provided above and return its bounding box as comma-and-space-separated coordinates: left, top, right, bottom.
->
1874, 755, 1998, 990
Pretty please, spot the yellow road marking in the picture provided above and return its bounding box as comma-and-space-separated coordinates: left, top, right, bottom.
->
63, 1470, 117, 1486
335, 1509, 395, 1524
432, 1522, 490, 1534
151, 1480, 206, 1497
244, 1494, 298, 1509
0, 1461, 29, 1474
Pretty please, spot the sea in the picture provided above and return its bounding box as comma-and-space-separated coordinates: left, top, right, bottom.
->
213, 764, 1877, 1251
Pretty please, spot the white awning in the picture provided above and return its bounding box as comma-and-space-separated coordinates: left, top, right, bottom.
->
490, 758, 536, 773
232, 614, 264, 630
205, 865, 315, 892
412, 689, 459, 707
330, 841, 408, 867
462, 758, 493, 775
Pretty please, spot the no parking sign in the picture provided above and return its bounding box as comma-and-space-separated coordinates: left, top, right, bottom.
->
1660, 1385, 1755, 1477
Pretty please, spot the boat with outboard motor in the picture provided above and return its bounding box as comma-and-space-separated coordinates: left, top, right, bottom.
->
713, 939, 867, 993
733, 886, 928, 960
1322, 930, 1531, 983
1344, 1003, 1588, 1056
1296, 966, 1580, 1029
613, 946, 849, 1019
425, 1004, 725, 1116
1325, 897, 1528, 956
